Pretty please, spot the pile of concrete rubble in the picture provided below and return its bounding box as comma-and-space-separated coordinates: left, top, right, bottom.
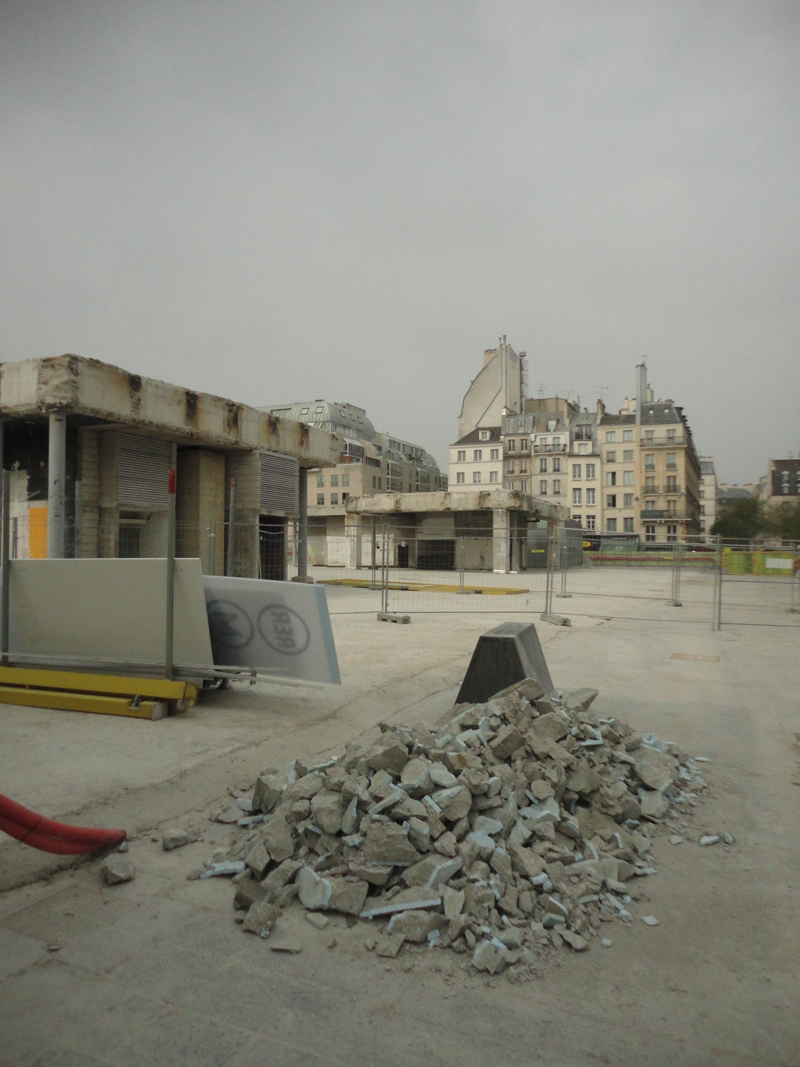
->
203, 680, 711, 972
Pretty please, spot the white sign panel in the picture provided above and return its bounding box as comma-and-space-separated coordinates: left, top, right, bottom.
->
765, 557, 794, 570
203, 576, 340, 685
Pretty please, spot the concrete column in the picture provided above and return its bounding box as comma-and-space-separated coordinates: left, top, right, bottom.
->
492, 508, 510, 573
48, 413, 67, 558
297, 467, 308, 579
345, 511, 362, 569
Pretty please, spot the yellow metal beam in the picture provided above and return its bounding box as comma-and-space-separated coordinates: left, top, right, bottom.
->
0, 685, 165, 719
0, 666, 196, 705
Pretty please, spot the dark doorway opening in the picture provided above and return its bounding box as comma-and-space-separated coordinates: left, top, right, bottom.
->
397, 543, 409, 568
259, 517, 286, 580
417, 539, 455, 571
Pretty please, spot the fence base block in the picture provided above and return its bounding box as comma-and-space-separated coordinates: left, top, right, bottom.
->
377, 613, 411, 624
456, 621, 554, 704
540, 613, 571, 627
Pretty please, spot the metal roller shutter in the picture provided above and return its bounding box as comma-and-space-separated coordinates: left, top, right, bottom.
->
260, 450, 298, 514
117, 434, 172, 510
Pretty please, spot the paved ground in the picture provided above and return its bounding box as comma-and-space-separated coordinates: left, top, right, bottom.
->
1, 608, 799, 1066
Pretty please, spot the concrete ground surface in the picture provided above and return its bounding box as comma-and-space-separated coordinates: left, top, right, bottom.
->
1, 608, 799, 1066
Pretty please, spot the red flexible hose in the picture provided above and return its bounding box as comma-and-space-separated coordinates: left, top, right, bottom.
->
0, 792, 126, 854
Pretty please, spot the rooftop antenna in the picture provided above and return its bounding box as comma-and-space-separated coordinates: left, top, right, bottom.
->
537, 382, 545, 400
595, 385, 609, 403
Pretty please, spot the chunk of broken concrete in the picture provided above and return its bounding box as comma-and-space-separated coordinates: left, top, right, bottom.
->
262, 814, 295, 864
363, 821, 419, 866
431, 786, 472, 822
325, 877, 369, 916
101, 855, 135, 885
386, 909, 447, 943
365, 737, 409, 776
360, 885, 441, 919
376, 933, 405, 958
295, 867, 332, 910
639, 791, 670, 821
471, 939, 507, 974
161, 827, 190, 851
561, 929, 589, 951
243, 898, 281, 937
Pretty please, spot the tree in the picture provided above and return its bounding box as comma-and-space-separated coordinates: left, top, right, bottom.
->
710, 497, 765, 541
763, 501, 800, 543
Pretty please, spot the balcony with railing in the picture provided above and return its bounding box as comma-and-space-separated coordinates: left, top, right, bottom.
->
641, 510, 694, 521
639, 436, 686, 447
532, 443, 567, 454
641, 484, 683, 496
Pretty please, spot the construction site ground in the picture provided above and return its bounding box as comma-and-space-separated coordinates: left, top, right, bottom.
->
0, 608, 798, 1066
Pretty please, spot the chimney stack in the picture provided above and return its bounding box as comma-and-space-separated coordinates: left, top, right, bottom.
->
635, 361, 648, 424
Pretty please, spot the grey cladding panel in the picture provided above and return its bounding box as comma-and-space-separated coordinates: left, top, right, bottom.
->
118, 434, 172, 510
260, 450, 299, 514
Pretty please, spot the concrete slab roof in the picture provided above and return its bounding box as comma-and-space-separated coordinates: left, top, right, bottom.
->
345, 488, 567, 521
0, 354, 342, 468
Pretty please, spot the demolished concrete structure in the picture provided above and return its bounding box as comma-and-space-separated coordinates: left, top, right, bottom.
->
0, 355, 341, 578
335, 488, 568, 574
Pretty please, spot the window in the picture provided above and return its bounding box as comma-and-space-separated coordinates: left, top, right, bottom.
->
540, 480, 548, 495
489, 470, 498, 483
315, 406, 324, 414
479, 429, 490, 441
667, 429, 676, 442
666, 524, 678, 542
645, 525, 656, 542
547, 419, 557, 432
586, 488, 596, 505
520, 439, 529, 452
316, 494, 325, 505
572, 464, 582, 480
473, 471, 481, 484
644, 430, 654, 441
700, 505, 705, 515
700, 489, 705, 498
586, 463, 596, 480
342, 492, 348, 503
330, 474, 339, 487
623, 517, 634, 532
300, 407, 309, 416
623, 470, 634, 485
490, 448, 499, 461
330, 493, 339, 505
578, 442, 589, 454
623, 450, 634, 462
644, 478, 656, 492
666, 453, 677, 469
506, 460, 515, 474
552, 457, 561, 473
645, 500, 655, 511
507, 480, 516, 490
473, 450, 482, 462
573, 515, 582, 526
518, 459, 527, 473
607, 494, 617, 508
378, 478, 382, 489
605, 431, 616, 442
606, 472, 617, 486
606, 451, 617, 463
607, 518, 618, 532
624, 493, 634, 508
456, 471, 465, 484
372, 476, 377, 488
317, 475, 325, 487
552, 437, 561, 448
507, 439, 516, 452
520, 480, 528, 492
573, 488, 582, 505
645, 453, 655, 470
623, 430, 633, 442
586, 515, 596, 530
539, 458, 547, 473
552, 479, 561, 495
457, 450, 466, 462
666, 476, 678, 492
341, 473, 350, 487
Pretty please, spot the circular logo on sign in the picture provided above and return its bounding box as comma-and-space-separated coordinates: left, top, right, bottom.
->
257, 604, 310, 656
206, 599, 254, 649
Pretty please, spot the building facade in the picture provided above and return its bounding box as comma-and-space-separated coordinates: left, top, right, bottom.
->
699, 457, 717, 540
264, 399, 442, 566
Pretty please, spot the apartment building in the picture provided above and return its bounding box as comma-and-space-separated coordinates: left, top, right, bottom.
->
639, 399, 701, 542
598, 412, 639, 535
566, 409, 602, 533
759, 459, 800, 508
449, 427, 503, 488
699, 457, 717, 540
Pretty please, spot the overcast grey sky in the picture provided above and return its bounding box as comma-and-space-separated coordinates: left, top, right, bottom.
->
1, 1, 798, 482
